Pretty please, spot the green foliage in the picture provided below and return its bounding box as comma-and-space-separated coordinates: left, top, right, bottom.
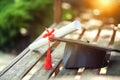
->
0, 0, 53, 49
62, 9, 74, 20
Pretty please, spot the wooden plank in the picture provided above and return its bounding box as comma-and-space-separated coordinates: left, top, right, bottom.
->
80, 69, 99, 80
0, 30, 53, 80
0, 48, 29, 77
99, 76, 120, 80
96, 29, 113, 47
0, 36, 62, 80
0, 50, 44, 80
29, 42, 66, 80
0, 23, 56, 77
0, 29, 50, 80
51, 68, 78, 80
80, 70, 120, 80
22, 41, 61, 80
81, 29, 98, 42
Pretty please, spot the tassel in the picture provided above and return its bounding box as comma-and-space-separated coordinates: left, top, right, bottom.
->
43, 28, 55, 70
44, 47, 52, 70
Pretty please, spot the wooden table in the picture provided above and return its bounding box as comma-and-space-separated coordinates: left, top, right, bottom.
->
0, 21, 120, 80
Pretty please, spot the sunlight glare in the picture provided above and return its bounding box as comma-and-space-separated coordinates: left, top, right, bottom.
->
99, 0, 112, 7
91, 0, 116, 14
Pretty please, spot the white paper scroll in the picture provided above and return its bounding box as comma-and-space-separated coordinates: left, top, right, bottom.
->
29, 20, 81, 51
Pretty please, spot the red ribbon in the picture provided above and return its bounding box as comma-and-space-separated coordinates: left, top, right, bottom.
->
43, 28, 55, 39
43, 28, 55, 70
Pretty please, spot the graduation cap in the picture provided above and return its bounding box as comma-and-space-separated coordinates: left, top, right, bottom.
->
53, 37, 120, 69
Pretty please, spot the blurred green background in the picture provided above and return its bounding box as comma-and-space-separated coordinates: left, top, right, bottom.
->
0, 0, 54, 53
0, 0, 76, 54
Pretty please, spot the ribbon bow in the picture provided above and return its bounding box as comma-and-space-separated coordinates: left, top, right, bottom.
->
43, 28, 55, 39
43, 28, 55, 70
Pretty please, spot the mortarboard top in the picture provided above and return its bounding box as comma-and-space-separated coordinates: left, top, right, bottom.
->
52, 37, 120, 69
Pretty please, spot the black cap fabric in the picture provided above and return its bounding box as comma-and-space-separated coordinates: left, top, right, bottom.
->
53, 37, 120, 69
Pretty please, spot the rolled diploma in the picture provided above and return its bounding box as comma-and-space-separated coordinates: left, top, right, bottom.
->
29, 20, 81, 50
